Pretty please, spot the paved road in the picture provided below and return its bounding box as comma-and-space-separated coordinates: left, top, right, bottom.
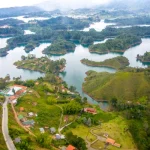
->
2, 97, 16, 150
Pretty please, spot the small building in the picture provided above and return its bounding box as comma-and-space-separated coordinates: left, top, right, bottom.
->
106, 138, 115, 145
18, 114, 24, 121
39, 128, 45, 133
14, 137, 21, 144
50, 127, 56, 134
114, 143, 121, 148
66, 145, 76, 150
9, 96, 17, 104
84, 108, 97, 114
20, 107, 24, 112
22, 120, 35, 126
55, 134, 65, 140
28, 112, 34, 117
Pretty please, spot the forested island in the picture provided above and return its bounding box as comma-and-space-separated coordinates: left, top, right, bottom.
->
14, 55, 66, 74
0, 27, 24, 37
37, 16, 90, 30
137, 51, 150, 63
43, 40, 76, 55
81, 56, 129, 70
1, 26, 150, 57
89, 34, 142, 54
105, 16, 150, 26
24, 41, 40, 53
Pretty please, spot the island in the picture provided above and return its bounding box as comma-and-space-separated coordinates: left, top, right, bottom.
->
89, 34, 142, 54
81, 56, 129, 70
14, 55, 66, 74
43, 40, 76, 55
137, 51, 150, 63
0, 48, 8, 57
24, 41, 40, 53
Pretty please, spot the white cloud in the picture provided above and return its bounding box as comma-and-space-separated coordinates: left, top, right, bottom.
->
0, 0, 112, 9
0, 0, 44, 8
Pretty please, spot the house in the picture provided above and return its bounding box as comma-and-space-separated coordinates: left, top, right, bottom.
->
106, 138, 121, 148
84, 108, 97, 114
20, 107, 24, 112
28, 112, 34, 117
39, 128, 45, 133
106, 138, 115, 145
14, 137, 21, 144
22, 120, 35, 126
114, 143, 121, 148
66, 145, 76, 150
9, 96, 17, 104
55, 134, 65, 140
18, 114, 24, 121
50, 127, 56, 134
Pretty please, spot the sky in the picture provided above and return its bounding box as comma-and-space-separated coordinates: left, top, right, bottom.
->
0, 0, 112, 9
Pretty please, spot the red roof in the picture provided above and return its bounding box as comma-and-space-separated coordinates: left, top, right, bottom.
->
106, 138, 115, 145
66, 145, 76, 150
84, 108, 97, 114
9, 96, 17, 101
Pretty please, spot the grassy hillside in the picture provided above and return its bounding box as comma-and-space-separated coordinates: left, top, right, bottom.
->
83, 70, 150, 101
81, 56, 129, 70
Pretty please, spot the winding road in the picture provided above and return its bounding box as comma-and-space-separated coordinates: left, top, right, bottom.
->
2, 97, 16, 150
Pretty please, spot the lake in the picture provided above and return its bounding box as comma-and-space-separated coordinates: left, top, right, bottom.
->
1, 20, 150, 109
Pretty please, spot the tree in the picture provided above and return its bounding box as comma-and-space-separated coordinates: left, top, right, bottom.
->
69, 86, 76, 92
21, 55, 26, 60
66, 132, 87, 150
87, 118, 92, 127
82, 117, 87, 124
63, 101, 82, 115
36, 133, 52, 149
83, 97, 87, 104
12, 88, 16, 95
47, 97, 57, 105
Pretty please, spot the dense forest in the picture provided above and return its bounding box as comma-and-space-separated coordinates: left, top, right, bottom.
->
43, 40, 76, 55
89, 34, 142, 54
81, 56, 129, 69
0, 27, 24, 36
137, 51, 150, 63
37, 16, 90, 30
0, 19, 24, 26
105, 17, 150, 26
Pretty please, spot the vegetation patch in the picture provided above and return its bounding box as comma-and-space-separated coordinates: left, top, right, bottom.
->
89, 34, 142, 54
81, 56, 129, 70
83, 69, 150, 101
43, 40, 76, 55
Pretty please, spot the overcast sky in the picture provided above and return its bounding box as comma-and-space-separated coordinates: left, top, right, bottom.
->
0, 0, 112, 8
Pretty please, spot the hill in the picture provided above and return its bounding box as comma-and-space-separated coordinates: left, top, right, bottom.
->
0, 6, 42, 18
83, 69, 150, 101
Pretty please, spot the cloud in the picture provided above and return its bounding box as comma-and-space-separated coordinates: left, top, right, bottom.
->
0, 0, 44, 8
38, 0, 112, 11
0, 0, 112, 9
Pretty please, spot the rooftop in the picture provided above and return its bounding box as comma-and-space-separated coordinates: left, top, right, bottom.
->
66, 145, 76, 150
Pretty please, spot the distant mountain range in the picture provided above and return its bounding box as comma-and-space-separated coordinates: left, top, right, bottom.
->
37, 0, 150, 12
0, 6, 42, 18
105, 0, 150, 11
